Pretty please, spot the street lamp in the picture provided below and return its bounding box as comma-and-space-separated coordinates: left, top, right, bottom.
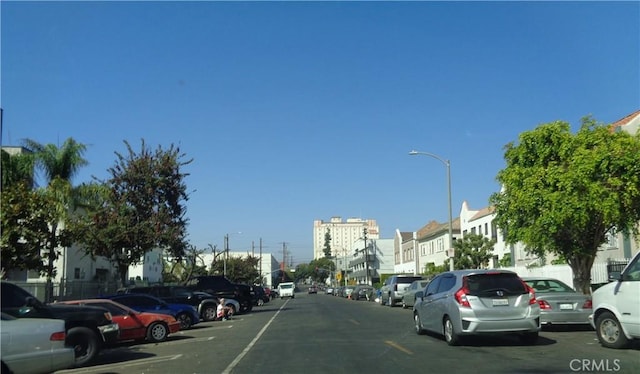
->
409, 150, 455, 272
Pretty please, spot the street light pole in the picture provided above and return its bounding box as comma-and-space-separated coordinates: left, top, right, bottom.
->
223, 234, 229, 277
409, 150, 455, 272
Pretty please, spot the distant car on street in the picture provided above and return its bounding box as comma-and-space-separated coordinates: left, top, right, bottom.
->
351, 284, 375, 301
522, 277, 592, 325
308, 285, 318, 294
278, 282, 295, 299
380, 275, 425, 307
402, 279, 430, 309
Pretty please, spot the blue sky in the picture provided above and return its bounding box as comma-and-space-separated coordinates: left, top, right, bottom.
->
2, 1, 638, 265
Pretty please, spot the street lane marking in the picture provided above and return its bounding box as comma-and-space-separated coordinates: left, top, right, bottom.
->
385, 340, 414, 355
222, 298, 290, 374
57, 354, 183, 373
349, 319, 360, 325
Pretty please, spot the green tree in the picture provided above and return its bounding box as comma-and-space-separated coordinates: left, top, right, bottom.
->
449, 233, 496, 269
1, 149, 35, 189
22, 138, 88, 301
71, 140, 191, 286
498, 253, 512, 267
163, 244, 208, 284
489, 117, 640, 294
423, 262, 447, 278
1, 183, 71, 275
323, 228, 332, 257
308, 257, 336, 283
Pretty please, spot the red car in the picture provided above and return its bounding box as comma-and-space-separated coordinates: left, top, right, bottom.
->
59, 299, 181, 343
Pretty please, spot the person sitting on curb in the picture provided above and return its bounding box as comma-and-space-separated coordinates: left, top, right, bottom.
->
216, 298, 234, 321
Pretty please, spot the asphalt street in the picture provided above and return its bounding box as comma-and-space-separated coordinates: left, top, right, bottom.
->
57, 290, 640, 374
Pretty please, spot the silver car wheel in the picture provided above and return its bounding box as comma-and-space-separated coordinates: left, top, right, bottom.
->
414, 313, 426, 335
443, 317, 459, 346
147, 322, 168, 342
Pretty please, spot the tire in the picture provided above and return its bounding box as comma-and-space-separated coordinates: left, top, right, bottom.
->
202, 305, 217, 322
414, 313, 426, 335
596, 311, 630, 349
146, 322, 169, 343
176, 312, 193, 330
443, 317, 460, 346
520, 331, 539, 345
2, 361, 12, 374
387, 294, 395, 307
66, 326, 100, 367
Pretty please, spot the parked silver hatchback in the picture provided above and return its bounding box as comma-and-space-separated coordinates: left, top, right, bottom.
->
413, 269, 541, 346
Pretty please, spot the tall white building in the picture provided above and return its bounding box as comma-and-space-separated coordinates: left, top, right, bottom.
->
313, 217, 380, 260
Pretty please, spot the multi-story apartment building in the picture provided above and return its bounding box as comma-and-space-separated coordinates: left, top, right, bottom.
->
312, 217, 379, 260
348, 238, 393, 285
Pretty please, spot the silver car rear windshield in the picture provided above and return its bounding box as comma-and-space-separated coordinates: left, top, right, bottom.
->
465, 273, 527, 296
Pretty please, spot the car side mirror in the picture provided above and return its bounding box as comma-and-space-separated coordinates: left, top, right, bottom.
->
415, 291, 423, 301
608, 272, 622, 282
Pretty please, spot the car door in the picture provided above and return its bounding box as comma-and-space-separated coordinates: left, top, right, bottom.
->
93, 301, 146, 341
419, 275, 442, 332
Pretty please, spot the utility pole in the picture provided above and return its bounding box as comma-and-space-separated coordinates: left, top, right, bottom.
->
281, 242, 287, 282
223, 234, 229, 277
259, 238, 263, 285
363, 228, 369, 285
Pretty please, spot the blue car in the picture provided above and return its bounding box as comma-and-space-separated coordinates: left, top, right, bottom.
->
105, 293, 200, 330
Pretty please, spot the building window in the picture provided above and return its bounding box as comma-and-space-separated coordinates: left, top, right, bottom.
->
74, 268, 81, 279
606, 230, 618, 249
485, 223, 489, 237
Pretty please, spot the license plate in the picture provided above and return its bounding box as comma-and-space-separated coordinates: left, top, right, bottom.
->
559, 303, 574, 310
492, 298, 509, 306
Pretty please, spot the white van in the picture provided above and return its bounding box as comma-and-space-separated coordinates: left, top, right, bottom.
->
278, 282, 295, 299
589, 251, 640, 349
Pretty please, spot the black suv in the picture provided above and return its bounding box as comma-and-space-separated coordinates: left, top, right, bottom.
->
1, 281, 120, 367
123, 285, 220, 321
186, 276, 254, 313
379, 275, 425, 307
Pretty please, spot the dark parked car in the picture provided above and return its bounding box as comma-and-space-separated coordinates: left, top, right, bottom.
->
186, 276, 254, 313
104, 293, 200, 330
123, 285, 220, 322
351, 284, 375, 301
252, 286, 270, 306
1, 281, 120, 367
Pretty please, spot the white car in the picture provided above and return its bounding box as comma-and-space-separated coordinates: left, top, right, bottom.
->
1, 313, 76, 374
589, 251, 640, 349
278, 282, 295, 299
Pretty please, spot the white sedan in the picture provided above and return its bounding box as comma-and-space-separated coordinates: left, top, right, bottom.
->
1, 312, 76, 374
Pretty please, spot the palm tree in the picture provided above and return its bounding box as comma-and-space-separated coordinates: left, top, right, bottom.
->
23, 138, 88, 302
